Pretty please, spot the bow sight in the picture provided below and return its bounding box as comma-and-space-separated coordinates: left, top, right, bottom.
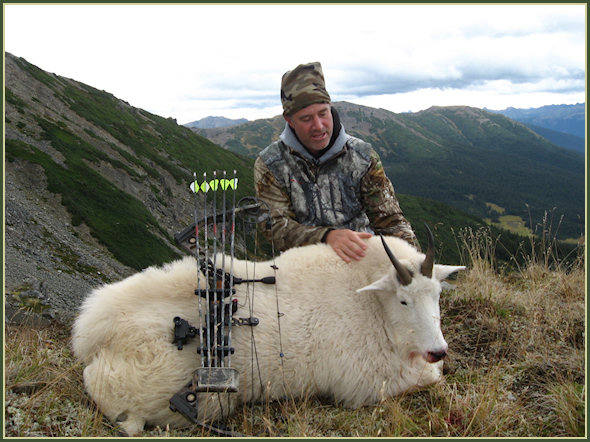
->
169, 170, 274, 424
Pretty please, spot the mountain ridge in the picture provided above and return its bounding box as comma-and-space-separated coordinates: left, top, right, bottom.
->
487, 103, 585, 152
184, 115, 249, 129
192, 102, 584, 241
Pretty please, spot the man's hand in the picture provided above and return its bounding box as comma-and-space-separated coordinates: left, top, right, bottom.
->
325, 229, 373, 263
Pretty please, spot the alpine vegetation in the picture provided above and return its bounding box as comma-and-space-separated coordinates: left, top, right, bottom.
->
71, 230, 464, 436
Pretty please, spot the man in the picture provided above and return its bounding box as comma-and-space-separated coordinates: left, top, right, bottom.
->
254, 62, 418, 263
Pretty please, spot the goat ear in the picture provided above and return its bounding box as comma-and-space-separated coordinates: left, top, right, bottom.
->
434, 265, 465, 281
357, 272, 398, 294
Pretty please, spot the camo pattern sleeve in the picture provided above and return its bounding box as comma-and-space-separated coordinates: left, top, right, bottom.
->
360, 152, 421, 250
254, 157, 332, 251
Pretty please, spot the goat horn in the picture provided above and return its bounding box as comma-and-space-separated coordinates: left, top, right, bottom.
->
420, 224, 435, 278
380, 235, 413, 286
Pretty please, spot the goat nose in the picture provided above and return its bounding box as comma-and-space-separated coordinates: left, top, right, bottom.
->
426, 349, 447, 363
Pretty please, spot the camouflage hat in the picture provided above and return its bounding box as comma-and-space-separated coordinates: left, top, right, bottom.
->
280, 62, 331, 116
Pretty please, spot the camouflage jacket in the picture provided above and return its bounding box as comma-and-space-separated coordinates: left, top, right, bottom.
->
254, 123, 418, 251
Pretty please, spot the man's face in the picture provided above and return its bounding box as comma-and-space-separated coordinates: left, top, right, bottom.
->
285, 103, 333, 154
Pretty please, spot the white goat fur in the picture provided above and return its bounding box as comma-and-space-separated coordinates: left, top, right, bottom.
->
72, 235, 464, 435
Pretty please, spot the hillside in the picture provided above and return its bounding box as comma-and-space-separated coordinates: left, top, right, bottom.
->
524, 124, 585, 154
192, 115, 285, 157
489, 103, 585, 139
194, 102, 584, 241
4, 53, 254, 320
488, 103, 585, 154
5, 53, 523, 323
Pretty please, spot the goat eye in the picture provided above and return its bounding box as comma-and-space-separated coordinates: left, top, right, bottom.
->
400, 300, 408, 306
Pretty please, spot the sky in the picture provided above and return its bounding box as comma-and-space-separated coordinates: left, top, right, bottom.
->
3, 3, 586, 124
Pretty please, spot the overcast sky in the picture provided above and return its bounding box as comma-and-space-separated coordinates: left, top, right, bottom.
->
4, 3, 586, 124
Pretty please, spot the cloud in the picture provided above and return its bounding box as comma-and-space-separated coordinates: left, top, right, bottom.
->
4, 3, 585, 121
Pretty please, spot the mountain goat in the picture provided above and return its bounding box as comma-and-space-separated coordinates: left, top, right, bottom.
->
71, 231, 464, 436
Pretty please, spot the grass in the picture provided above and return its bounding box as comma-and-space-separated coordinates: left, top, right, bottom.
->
4, 228, 585, 437
492, 215, 531, 237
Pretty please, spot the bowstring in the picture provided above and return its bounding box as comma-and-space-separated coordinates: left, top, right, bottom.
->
256, 199, 287, 396
244, 199, 287, 424
238, 207, 264, 430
